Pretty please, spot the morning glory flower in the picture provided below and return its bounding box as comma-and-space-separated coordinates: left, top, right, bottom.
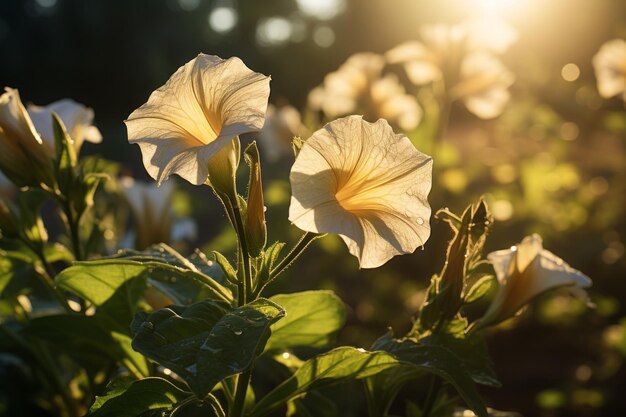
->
479, 234, 592, 328
307, 53, 422, 131
386, 23, 514, 119
0, 88, 55, 187
593, 39, 626, 101
125, 53, 270, 185
28, 99, 102, 154
288, 115, 432, 268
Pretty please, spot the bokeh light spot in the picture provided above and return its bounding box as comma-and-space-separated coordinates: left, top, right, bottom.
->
296, 0, 346, 20
256, 17, 293, 47
561, 63, 580, 82
208, 7, 238, 33
312, 26, 336, 48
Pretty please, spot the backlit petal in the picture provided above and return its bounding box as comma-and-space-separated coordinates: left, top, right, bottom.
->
289, 116, 432, 268
126, 54, 270, 185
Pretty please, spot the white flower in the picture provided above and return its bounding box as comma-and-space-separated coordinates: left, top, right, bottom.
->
0, 88, 54, 187
119, 177, 196, 250
480, 234, 592, 327
125, 53, 271, 185
289, 116, 432, 268
28, 99, 102, 153
593, 39, 626, 101
463, 16, 518, 54
386, 23, 515, 119
451, 52, 515, 119
308, 53, 422, 131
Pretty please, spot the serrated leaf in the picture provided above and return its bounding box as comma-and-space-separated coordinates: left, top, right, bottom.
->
266, 290, 346, 351
131, 298, 284, 399
89, 377, 190, 416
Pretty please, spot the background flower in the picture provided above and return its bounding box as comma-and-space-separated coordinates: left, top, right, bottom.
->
289, 115, 432, 268
119, 177, 197, 250
125, 53, 270, 185
480, 234, 592, 327
593, 38, 626, 101
28, 99, 102, 154
308, 53, 422, 131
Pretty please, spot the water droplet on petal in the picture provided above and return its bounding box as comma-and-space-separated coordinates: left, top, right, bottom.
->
142, 321, 154, 330
233, 329, 243, 336
417, 218, 424, 225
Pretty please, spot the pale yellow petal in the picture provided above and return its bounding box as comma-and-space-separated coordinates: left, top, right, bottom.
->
289, 115, 432, 268
126, 54, 270, 185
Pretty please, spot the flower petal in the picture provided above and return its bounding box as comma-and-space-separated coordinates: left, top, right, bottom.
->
28, 99, 102, 152
126, 54, 270, 185
289, 116, 432, 268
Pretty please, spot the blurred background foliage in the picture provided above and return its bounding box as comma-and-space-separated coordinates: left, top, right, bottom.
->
1, 0, 626, 416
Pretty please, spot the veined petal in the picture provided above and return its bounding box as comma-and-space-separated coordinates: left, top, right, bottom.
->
126, 54, 270, 185
289, 115, 432, 268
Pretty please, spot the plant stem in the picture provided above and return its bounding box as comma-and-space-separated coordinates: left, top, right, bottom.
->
229, 195, 252, 305
421, 375, 442, 417
61, 199, 83, 261
231, 368, 252, 417
270, 232, 318, 278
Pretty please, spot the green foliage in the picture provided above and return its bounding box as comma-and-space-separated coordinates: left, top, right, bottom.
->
89, 376, 190, 416
250, 347, 398, 417
266, 290, 346, 351
131, 298, 284, 399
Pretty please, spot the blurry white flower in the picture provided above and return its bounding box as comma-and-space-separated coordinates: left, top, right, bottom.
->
479, 234, 592, 328
308, 53, 422, 131
119, 177, 196, 250
386, 23, 515, 119
125, 54, 270, 185
0, 88, 55, 187
593, 39, 626, 101
28, 99, 102, 154
289, 116, 432, 268
451, 52, 515, 119
259, 104, 310, 162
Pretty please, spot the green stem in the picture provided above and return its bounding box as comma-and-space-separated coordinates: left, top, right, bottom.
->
231, 368, 252, 417
270, 232, 318, 278
421, 375, 442, 417
229, 195, 252, 305
61, 199, 83, 261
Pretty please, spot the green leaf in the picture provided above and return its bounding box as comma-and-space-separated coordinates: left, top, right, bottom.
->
371, 334, 488, 417
56, 259, 233, 328
249, 347, 398, 417
89, 377, 190, 417
266, 290, 346, 351
131, 298, 284, 399
212, 251, 238, 286
419, 333, 500, 387
56, 260, 149, 329
464, 274, 495, 304
51, 112, 77, 191
22, 314, 149, 377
